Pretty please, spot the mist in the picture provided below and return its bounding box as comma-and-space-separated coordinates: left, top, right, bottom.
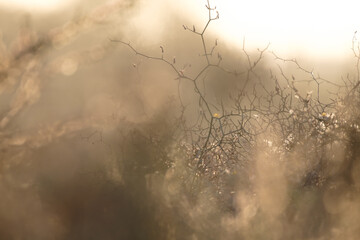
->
0, 0, 359, 239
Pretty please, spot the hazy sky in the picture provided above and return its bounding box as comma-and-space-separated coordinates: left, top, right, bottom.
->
0, 0, 75, 11
0, 0, 359, 58
184, 0, 360, 59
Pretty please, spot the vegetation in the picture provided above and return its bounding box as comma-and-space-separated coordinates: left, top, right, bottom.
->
0, 0, 360, 239
115, 1, 360, 239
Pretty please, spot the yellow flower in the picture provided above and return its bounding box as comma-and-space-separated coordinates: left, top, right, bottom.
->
322, 112, 327, 117
213, 113, 220, 118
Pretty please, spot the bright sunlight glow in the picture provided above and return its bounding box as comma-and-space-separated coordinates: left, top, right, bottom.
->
184, 0, 360, 58
0, 0, 73, 12
1, 0, 359, 58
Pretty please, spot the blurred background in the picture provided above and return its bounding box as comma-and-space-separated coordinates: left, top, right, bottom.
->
0, 0, 359, 239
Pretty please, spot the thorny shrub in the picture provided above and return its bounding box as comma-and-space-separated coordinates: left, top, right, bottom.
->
115, 0, 360, 212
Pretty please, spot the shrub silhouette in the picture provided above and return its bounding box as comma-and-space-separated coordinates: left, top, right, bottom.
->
1, 0, 360, 239
115, 1, 360, 238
